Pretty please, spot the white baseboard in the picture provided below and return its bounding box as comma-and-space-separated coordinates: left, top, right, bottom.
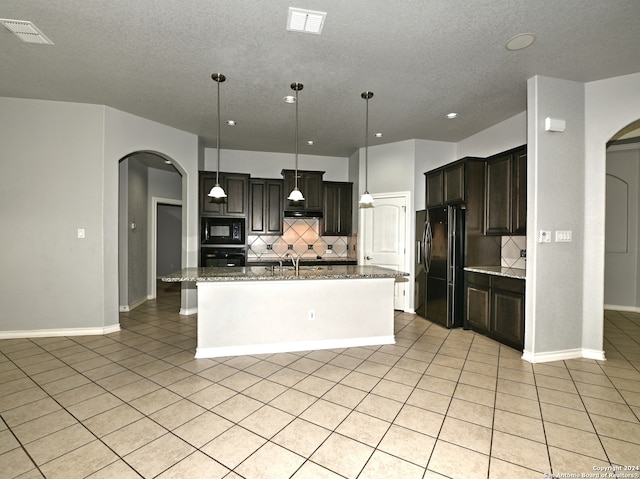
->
522, 347, 606, 363
195, 335, 396, 359
604, 304, 640, 313
119, 296, 148, 312
0, 323, 121, 340
180, 307, 197, 316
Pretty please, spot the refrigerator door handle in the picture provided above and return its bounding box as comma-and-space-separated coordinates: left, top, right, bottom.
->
424, 221, 432, 273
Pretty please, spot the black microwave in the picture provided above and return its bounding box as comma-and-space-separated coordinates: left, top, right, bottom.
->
201, 217, 245, 245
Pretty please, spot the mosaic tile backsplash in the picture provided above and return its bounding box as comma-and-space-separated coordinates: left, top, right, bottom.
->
247, 218, 356, 261
502, 235, 527, 269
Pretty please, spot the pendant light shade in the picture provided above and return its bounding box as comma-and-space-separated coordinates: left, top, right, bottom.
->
287, 82, 305, 202
359, 91, 374, 207
208, 73, 227, 199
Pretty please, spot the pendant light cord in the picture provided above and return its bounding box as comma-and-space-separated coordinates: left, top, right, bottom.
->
295, 86, 299, 191
364, 94, 369, 193
216, 77, 221, 186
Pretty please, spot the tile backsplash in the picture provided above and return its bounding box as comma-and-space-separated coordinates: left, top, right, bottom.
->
247, 218, 356, 261
501, 235, 526, 269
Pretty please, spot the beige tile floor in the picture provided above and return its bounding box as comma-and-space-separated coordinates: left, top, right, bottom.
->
2, 282, 640, 478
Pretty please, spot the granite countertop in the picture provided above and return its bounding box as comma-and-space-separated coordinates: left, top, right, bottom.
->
464, 266, 526, 280
162, 265, 409, 282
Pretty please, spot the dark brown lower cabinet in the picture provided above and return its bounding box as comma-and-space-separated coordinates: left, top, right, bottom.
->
465, 272, 525, 351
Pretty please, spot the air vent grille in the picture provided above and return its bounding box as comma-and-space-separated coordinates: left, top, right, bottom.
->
0, 18, 54, 45
287, 8, 326, 34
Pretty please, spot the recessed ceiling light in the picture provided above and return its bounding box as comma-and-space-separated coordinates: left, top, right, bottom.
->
505, 33, 536, 51
446, 112, 458, 119
226, 120, 236, 126
287, 7, 327, 34
307, 140, 314, 145
374, 132, 383, 138
283, 95, 296, 104
0, 18, 54, 44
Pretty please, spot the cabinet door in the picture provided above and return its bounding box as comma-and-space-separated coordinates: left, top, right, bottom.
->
249, 179, 283, 235
444, 163, 465, 204
200, 172, 248, 216
465, 273, 491, 333
223, 173, 249, 216
282, 170, 324, 211
200, 172, 225, 215
490, 277, 525, 350
426, 171, 443, 207
512, 148, 527, 235
265, 180, 283, 234
301, 172, 324, 210
323, 182, 352, 236
485, 154, 512, 235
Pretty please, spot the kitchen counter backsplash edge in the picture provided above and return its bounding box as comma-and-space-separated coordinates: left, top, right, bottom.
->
464, 266, 526, 280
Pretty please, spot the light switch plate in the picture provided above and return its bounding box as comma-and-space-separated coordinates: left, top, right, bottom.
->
77, 228, 85, 239
556, 230, 572, 242
538, 230, 551, 243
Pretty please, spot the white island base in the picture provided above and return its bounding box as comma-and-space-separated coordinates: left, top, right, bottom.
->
195, 277, 396, 358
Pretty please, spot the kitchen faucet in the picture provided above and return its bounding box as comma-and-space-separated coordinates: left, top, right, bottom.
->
285, 253, 300, 275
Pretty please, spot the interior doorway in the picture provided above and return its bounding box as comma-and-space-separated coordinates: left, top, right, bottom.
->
604, 119, 640, 312
118, 152, 182, 311
150, 199, 182, 299
359, 191, 411, 311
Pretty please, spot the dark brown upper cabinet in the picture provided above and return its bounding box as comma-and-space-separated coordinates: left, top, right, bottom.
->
425, 158, 484, 208
485, 146, 527, 235
282, 169, 324, 211
200, 171, 249, 217
248, 179, 283, 235
323, 181, 353, 236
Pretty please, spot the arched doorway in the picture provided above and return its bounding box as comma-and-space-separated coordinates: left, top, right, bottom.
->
604, 120, 640, 314
118, 151, 183, 311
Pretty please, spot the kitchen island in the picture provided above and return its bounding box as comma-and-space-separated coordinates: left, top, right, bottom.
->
163, 265, 408, 358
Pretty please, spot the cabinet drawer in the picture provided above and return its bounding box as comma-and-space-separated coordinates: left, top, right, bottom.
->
492, 276, 525, 294
465, 271, 491, 287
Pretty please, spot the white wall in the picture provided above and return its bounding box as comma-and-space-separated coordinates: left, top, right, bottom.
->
207, 149, 349, 181
525, 76, 587, 361
457, 112, 527, 159
104, 107, 200, 317
0, 97, 201, 336
0, 98, 109, 333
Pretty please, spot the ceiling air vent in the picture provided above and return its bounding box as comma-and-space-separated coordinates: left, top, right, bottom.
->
0, 18, 54, 45
287, 7, 327, 34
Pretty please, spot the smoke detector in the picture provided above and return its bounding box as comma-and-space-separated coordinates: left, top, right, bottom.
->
287, 7, 327, 34
0, 18, 54, 44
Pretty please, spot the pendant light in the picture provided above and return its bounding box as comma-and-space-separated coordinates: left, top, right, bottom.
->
359, 91, 374, 207
208, 73, 227, 199
287, 82, 305, 202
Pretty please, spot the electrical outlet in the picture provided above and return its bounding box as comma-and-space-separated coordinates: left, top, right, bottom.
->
308, 310, 316, 321
538, 230, 551, 243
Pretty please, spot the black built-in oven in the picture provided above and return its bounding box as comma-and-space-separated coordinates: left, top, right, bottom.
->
201, 217, 245, 245
201, 247, 246, 267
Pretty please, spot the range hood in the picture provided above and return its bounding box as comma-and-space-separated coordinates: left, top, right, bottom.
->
284, 210, 323, 218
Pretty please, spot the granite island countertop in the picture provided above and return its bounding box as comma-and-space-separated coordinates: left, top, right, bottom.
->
162, 265, 409, 282
464, 266, 526, 280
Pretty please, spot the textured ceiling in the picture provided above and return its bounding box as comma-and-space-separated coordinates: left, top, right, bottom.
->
1, 1, 639, 158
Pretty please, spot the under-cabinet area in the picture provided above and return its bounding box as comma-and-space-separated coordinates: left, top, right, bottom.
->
464, 268, 525, 351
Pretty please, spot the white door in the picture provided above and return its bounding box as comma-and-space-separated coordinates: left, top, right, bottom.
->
361, 194, 407, 310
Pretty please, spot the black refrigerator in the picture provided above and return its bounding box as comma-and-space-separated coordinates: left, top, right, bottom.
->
416, 206, 465, 328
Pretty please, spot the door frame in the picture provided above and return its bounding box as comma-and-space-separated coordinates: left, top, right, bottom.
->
358, 191, 412, 313
150, 196, 182, 299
